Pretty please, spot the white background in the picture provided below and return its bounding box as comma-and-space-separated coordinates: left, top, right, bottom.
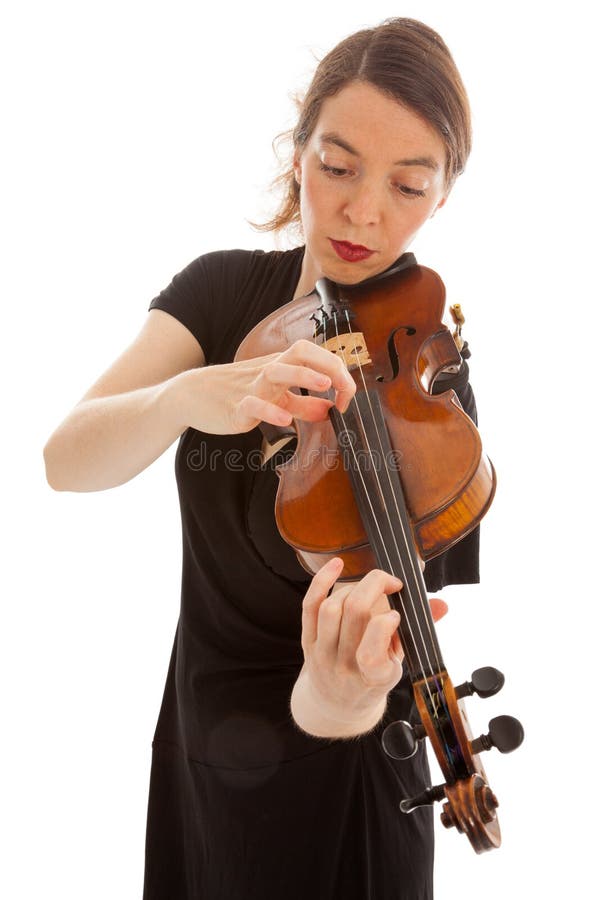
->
2, 1, 597, 897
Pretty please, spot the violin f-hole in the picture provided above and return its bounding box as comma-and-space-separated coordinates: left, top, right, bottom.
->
375, 325, 417, 382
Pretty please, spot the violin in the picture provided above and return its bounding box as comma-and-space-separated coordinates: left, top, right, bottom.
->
235, 259, 523, 853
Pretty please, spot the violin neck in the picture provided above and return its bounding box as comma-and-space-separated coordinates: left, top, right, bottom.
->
330, 392, 446, 683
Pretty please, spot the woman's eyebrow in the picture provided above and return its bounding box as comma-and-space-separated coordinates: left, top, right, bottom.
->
319, 131, 440, 171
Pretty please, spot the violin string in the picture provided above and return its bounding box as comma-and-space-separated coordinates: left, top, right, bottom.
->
341, 319, 446, 681
328, 311, 441, 710
335, 312, 442, 680
333, 309, 458, 742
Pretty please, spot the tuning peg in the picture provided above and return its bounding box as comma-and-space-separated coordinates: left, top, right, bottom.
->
471, 715, 525, 755
399, 783, 446, 814
382, 720, 426, 760
455, 666, 505, 699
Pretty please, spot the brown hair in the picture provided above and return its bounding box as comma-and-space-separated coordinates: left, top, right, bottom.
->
254, 18, 471, 237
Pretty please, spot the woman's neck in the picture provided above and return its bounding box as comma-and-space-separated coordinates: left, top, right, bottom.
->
292, 245, 321, 301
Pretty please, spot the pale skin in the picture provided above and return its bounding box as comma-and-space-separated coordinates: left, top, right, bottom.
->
173, 81, 450, 736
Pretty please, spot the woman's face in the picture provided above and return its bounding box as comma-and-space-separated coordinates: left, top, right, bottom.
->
293, 81, 449, 290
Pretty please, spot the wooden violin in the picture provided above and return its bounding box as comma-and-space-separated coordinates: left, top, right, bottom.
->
235, 260, 523, 853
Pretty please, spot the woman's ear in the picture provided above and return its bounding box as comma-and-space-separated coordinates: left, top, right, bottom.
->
293, 152, 302, 187
430, 195, 448, 218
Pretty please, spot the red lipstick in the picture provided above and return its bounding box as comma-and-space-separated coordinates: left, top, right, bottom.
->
329, 239, 374, 262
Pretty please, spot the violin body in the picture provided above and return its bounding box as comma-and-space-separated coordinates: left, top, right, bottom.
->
235, 261, 523, 854
237, 264, 495, 580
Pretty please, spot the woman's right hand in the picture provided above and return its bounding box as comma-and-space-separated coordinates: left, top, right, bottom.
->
176, 339, 357, 435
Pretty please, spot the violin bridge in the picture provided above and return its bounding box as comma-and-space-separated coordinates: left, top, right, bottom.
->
322, 332, 372, 370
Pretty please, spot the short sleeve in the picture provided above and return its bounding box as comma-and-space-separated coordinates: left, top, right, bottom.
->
148, 250, 255, 365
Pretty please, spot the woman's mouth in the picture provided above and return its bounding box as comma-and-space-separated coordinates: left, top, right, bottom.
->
329, 239, 375, 262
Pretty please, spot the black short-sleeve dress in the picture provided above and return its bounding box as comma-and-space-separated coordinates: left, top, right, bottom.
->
142, 246, 480, 900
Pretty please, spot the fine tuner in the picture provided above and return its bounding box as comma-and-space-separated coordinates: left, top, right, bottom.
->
382, 666, 524, 826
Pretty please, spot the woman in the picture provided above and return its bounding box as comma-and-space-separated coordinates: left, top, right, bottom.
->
44, 17, 479, 900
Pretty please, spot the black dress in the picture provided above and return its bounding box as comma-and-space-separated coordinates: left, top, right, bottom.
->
142, 246, 480, 900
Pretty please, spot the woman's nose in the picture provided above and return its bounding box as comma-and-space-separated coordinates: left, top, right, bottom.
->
342, 180, 382, 226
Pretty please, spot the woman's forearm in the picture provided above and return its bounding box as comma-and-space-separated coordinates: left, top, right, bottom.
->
43, 372, 191, 493
290, 664, 388, 739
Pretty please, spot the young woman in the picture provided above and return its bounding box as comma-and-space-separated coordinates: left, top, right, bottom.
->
44, 17, 479, 900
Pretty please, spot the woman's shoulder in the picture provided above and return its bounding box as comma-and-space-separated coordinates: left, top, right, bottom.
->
151, 245, 303, 308
186, 245, 304, 276
148, 245, 305, 365
196, 245, 306, 310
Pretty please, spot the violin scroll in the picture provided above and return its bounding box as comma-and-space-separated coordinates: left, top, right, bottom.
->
440, 775, 501, 853
384, 664, 524, 853
397, 775, 500, 852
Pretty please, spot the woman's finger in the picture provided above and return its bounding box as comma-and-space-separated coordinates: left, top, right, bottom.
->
301, 558, 344, 648
429, 598, 448, 622
280, 340, 356, 413
390, 628, 404, 665
233, 393, 295, 430
355, 609, 403, 687
260, 361, 333, 393
277, 390, 334, 422
234, 387, 334, 431
315, 591, 346, 657
337, 570, 403, 666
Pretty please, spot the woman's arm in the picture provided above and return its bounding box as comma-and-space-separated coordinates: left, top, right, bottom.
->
45, 316, 355, 492
43, 309, 204, 492
44, 375, 193, 492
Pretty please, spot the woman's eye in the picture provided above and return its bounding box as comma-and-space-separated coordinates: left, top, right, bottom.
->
319, 161, 426, 198
396, 184, 426, 198
319, 163, 349, 177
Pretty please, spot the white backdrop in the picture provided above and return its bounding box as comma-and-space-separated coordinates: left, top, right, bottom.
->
2, 1, 597, 898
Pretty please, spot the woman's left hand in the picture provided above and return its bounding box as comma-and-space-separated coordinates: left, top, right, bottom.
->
291, 557, 448, 738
